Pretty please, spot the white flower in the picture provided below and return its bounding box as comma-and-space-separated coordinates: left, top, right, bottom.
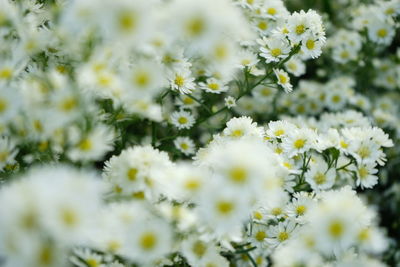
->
267, 220, 297, 247
266, 120, 297, 139
170, 110, 195, 130
223, 116, 264, 139
259, 37, 291, 63
305, 158, 336, 192
199, 77, 228, 94
281, 128, 318, 157
71, 248, 104, 267
300, 34, 324, 59
0, 85, 21, 124
287, 11, 312, 43
67, 124, 115, 162
284, 57, 306, 77
351, 162, 378, 189
169, 63, 196, 94
306, 186, 374, 255
224, 96, 236, 108
367, 18, 395, 45
261, 0, 289, 19
285, 192, 315, 222
237, 49, 259, 69
249, 223, 269, 246
274, 69, 293, 93
181, 237, 219, 266
196, 185, 250, 237
0, 137, 18, 171
123, 59, 166, 99
252, 84, 278, 102
174, 136, 196, 156
121, 218, 173, 264
104, 145, 172, 197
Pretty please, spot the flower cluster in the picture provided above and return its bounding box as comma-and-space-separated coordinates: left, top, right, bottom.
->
0, 0, 399, 266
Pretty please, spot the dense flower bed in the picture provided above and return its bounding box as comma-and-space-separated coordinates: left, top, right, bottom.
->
0, 0, 399, 266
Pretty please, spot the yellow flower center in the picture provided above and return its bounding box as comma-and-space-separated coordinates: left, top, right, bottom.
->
107, 240, 121, 252
258, 21, 268, 30
271, 207, 282, 216
214, 44, 228, 60
183, 97, 194, 105
216, 201, 234, 215
139, 232, 157, 251
59, 98, 77, 112
329, 220, 344, 239
340, 141, 348, 149
192, 241, 207, 257
357, 228, 370, 242
293, 139, 306, 149
134, 71, 150, 87
0, 68, 12, 79
118, 11, 137, 32
228, 167, 248, 183
274, 129, 284, 136
278, 231, 289, 242
267, 8, 277, 15
332, 95, 341, 103
296, 205, 306, 215
0, 98, 7, 113
377, 28, 388, 38
358, 166, 368, 179
208, 83, 219, 91
241, 59, 251, 65
271, 48, 282, 57
127, 168, 138, 181
357, 146, 371, 159
186, 16, 205, 37
37, 245, 53, 265
306, 39, 315, 50
61, 208, 77, 227
278, 74, 287, 84
255, 231, 267, 241
78, 138, 92, 151
314, 172, 326, 185
178, 116, 188, 124
97, 74, 112, 87
231, 129, 243, 137
295, 24, 306, 35
185, 179, 201, 191
174, 75, 185, 87
180, 143, 189, 150
253, 211, 263, 220
86, 259, 100, 267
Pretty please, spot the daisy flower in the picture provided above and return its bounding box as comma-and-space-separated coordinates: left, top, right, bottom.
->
174, 136, 196, 156
267, 220, 297, 247
259, 37, 290, 63
351, 162, 378, 189
170, 110, 195, 130
284, 57, 306, 77
222, 116, 264, 139
281, 128, 318, 157
367, 19, 395, 45
0, 137, 18, 171
67, 124, 115, 162
199, 77, 228, 94
274, 69, 293, 93
169, 64, 196, 94
305, 159, 336, 192
266, 120, 297, 139
224, 96, 236, 108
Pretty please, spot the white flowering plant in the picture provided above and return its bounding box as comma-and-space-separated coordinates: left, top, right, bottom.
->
0, 0, 399, 266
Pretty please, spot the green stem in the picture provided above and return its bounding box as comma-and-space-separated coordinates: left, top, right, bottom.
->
186, 93, 212, 114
